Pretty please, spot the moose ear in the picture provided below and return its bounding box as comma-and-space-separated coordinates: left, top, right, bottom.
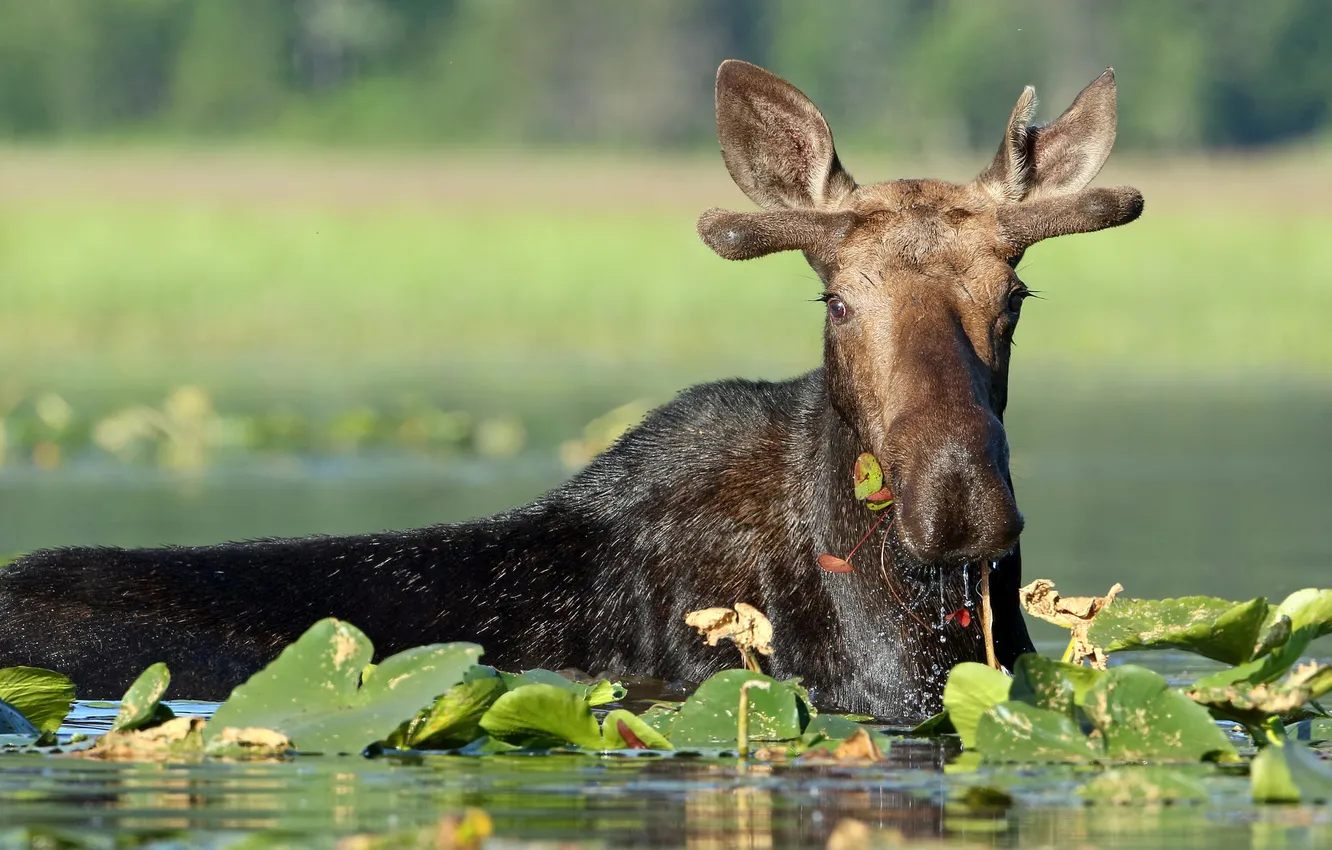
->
714, 60, 855, 211
978, 69, 1119, 203
697, 208, 858, 262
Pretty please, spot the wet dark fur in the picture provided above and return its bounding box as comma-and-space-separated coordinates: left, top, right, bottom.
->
0, 370, 1033, 720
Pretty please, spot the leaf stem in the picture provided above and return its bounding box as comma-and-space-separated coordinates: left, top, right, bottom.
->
981, 562, 998, 669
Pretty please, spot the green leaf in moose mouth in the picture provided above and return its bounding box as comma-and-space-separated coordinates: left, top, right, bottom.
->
1082, 665, 1239, 763
205, 618, 482, 754
110, 663, 174, 733
0, 667, 76, 736
1087, 595, 1269, 666
667, 670, 809, 748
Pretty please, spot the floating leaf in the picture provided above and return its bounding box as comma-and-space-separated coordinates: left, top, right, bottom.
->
638, 703, 678, 739
1082, 666, 1238, 763
669, 670, 808, 748
817, 554, 855, 573
498, 669, 625, 707
0, 667, 75, 736
1019, 579, 1122, 668
975, 701, 1102, 763
1079, 767, 1211, 805
1087, 595, 1269, 666
942, 662, 1013, 749
601, 709, 672, 750
203, 727, 293, 760
1253, 739, 1332, 804
853, 452, 884, 500
478, 683, 603, 749
1008, 653, 1102, 716
110, 663, 173, 733
206, 618, 482, 754
81, 716, 205, 762
1190, 663, 1332, 730
1197, 589, 1332, 689
389, 666, 506, 750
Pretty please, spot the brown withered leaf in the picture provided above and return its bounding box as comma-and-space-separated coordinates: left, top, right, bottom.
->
204, 726, 294, 760
1020, 579, 1124, 669
685, 603, 774, 672
77, 716, 206, 761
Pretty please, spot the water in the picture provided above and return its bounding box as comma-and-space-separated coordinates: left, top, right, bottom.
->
2, 375, 1331, 845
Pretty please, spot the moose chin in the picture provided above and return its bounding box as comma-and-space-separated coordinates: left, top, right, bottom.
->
0, 60, 1141, 723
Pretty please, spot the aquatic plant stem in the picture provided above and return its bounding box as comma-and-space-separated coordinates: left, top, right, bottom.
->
981, 562, 998, 669
736, 680, 771, 760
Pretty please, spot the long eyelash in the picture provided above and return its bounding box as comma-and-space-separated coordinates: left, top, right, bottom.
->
813, 292, 834, 303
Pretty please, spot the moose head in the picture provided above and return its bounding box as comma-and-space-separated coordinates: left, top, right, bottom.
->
699, 60, 1143, 568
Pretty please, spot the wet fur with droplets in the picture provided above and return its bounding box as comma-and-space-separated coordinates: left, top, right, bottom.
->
0, 61, 1144, 722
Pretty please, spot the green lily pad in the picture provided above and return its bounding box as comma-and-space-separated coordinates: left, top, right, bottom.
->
601, 709, 673, 750
478, 683, 603, 749
1087, 596, 1269, 666
638, 703, 678, 738
1079, 766, 1211, 805
853, 452, 884, 501
0, 667, 75, 735
668, 670, 808, 748
1190, 664, 1332, 729
910, 710, 956, 737
1196, 589, 1332, 689
498, 669, 626, 706
804, 713, 869, 742
942, 662, 1013, 749
1252, 740, 1332, 803
1009, 653, 1103, 716
206, 618, 482, 754
975, 701, 1102, 763
110, 663, 173, 733
388, 665, 505, 750
1082, 665, 1238, 763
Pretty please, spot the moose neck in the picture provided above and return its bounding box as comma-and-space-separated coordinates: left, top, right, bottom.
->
798, 367, 1025, 718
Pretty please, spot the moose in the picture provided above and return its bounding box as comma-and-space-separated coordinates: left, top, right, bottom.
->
0, 61, 1142, 721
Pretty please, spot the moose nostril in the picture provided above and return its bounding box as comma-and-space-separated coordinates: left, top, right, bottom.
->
894, 474, 1022, 563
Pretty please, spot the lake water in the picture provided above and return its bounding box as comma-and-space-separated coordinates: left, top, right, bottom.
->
1, 372, 1330, 846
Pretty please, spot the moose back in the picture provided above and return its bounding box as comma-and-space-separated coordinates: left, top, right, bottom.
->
0, 61, 1142, 722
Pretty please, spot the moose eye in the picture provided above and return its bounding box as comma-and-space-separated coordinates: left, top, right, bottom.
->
826, 296, 850, 322
1006, 289, 1028, 314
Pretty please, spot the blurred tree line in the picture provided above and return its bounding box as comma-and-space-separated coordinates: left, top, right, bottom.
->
1, 0, 1328, 152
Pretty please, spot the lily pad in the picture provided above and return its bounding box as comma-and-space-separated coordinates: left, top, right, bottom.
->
497, 669, 626, 707
388, 665, 505, 750
1082, 665, 1238, 763
601, 709, 673, 750
1253, 737, 1332, 804
668, 670, 808, 748
478, 683, 603, 749
1087, 595, 1268, 666
1079, 766, 1211, 805
1008, 653, 1102, 716
0, 667, 75, 736
206, 618, 482, 754
83, 716, 205, 762
1190, 663, 1332, 729
974, 701, 1102, 763
110, 663, 173, 733
942, 662, 1013, 748
1197, 589, 1332, 689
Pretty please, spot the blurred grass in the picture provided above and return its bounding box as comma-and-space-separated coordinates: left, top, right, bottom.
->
1, 153, 1328, 399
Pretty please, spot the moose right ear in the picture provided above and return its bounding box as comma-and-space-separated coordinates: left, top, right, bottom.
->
697, 208, 857, 262
714, 60, 856, 211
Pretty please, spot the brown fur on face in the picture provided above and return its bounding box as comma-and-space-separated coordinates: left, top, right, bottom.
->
699, 60, 1144, 565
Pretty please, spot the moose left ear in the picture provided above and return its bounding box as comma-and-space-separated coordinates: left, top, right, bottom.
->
697, 208, 857, 262
978, 69, 1119, 203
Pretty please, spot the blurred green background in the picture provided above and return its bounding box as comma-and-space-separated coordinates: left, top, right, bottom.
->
1, 1, 1329, 630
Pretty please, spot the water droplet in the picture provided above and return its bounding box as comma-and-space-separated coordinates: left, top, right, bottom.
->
963, 563, 972, 608
937, 564, 945, 629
